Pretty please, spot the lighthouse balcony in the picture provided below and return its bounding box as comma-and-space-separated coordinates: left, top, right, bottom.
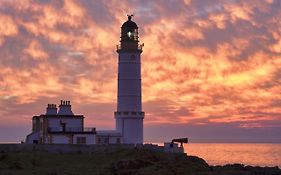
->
114, 111, 145, 118
116, 43, 144, 52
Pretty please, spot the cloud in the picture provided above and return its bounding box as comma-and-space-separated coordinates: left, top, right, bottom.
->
0, 0, 280, 142
0, 14, 18, 46
23, 40, 49, 61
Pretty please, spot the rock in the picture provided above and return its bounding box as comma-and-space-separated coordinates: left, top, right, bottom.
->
8, 161, 23, 170
46, 172, 58, 175
31, 158, 43, 167
211, 164, 281, 175
111, 159, 153, 171
0, 153, 8, 161
0, 148, 280, 175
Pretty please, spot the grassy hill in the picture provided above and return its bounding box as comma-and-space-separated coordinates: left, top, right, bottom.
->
0, 149, 280, 175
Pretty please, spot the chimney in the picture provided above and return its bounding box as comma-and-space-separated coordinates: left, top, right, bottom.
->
57, 100, 74, 115
46, 104, 57, 115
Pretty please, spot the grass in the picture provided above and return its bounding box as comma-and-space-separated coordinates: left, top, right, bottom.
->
0, 149, 210, 175
0, 149, 280, 175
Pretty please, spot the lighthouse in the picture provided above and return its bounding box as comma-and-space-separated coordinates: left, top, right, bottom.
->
115, 15, 145, 144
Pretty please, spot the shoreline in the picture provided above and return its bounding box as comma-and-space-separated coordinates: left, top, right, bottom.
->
0, 144, 280, 174
0, 143, 280, 168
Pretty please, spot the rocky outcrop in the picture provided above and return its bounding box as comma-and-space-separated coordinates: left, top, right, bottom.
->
212, 164, 281, 175
0, 149, 280, 175
109, 150, 210, 175
110, 159, 153, 175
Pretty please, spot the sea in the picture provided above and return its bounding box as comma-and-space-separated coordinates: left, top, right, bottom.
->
184, 143, 281, 167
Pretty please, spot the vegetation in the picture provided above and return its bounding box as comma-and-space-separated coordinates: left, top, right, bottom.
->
0, 149, 280, 175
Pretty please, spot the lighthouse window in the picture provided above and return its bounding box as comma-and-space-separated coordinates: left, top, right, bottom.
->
133, 29, 138, 40
127, 31, 132, 38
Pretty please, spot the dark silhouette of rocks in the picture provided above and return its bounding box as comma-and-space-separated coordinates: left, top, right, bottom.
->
212, 164, 281, 175
0, 153, 8, 161
0, 149, 280, 175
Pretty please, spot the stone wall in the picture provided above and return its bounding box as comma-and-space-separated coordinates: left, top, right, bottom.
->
0, 143, 184, 154
0, 144, 135, 153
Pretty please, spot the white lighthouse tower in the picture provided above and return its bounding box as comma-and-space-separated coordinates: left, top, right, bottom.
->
115, 15, 144, 144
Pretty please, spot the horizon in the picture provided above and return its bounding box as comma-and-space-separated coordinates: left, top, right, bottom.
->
1, 141, 281, 144
0, 0, 281, 143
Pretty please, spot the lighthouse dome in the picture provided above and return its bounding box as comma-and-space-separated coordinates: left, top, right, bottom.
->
121, 15, 138, 30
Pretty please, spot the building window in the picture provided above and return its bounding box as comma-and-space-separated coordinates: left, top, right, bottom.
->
117, 138, 120, 144
76, 137, 86, 144
32, 120, 36, 131
104, 138, 109, 144
48, 136, 52, 144
97, 138, 101, 143
33, 140, 38, 144
40, 122, 43, 130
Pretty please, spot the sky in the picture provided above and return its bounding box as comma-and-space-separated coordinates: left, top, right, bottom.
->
0, 0, 280, 143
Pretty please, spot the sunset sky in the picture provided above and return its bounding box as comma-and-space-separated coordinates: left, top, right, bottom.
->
0, 0, 280, 143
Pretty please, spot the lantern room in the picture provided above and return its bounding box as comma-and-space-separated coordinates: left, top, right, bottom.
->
117, 15, 143, 52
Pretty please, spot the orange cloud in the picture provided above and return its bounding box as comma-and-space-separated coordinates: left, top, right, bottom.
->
209, 13, 228, 29
0, 63, 62, 104
0, 0, 280, 142
23, 40, 48, 61
0, 14, 18, 46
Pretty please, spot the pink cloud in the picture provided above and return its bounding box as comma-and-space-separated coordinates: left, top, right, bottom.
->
0, 0, 280, 142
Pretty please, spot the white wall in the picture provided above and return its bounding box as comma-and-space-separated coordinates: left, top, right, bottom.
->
117, 52, 142, 112
25, 132, 39, 144
96, 136, 122, 144
116, 117, 143, 144
109, 137, 121, 144
52, 135, 70, 144
48, 118, 83, 132
116, 44, 144, 144
116, 118, 123, 133
124, 118, 143, 144
73, 134, 96, 145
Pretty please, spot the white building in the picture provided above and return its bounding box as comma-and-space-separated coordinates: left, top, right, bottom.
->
25, 15, 144, 145
115, 14, 144, 144
26, 101, 122, 145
